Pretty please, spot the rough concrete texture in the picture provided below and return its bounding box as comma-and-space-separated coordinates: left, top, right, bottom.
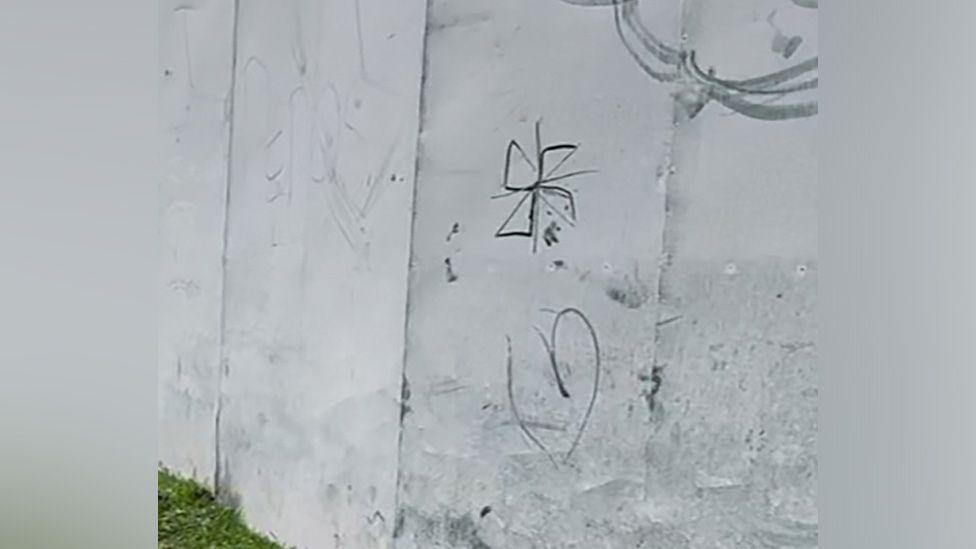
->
628, 2, 817, 545
159, 0, 817, 547
159, 0, 236, 485
393, 0, 671, 546
214, 1, 425, 547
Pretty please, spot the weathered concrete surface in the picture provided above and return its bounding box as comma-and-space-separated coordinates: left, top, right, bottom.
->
158, 0, 236, 486
395, 0, 817, 546
159, 0, 817, 546
214, 1, 426, 547
643, 1, 818, 546
393, 0, 673, 546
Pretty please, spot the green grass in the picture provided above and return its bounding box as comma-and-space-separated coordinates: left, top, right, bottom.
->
158, 469, 286, 549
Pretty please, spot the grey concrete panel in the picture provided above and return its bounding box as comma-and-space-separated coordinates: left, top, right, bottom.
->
394, 0, 675, 546
215, 1, 426, 546
158, 0, 236, 487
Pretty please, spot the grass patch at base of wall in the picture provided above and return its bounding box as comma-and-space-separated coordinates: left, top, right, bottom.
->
158, 469, 286, 549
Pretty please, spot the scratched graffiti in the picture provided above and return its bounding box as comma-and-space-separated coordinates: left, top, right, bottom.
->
492, 120, 597, 253
241, 52, 404, 262
558, 0, 819, 121
505, 307, 601, 466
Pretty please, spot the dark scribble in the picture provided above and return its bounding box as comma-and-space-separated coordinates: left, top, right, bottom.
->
492, 120, 596, 252
768, 11, 803, 60
640, 364, 664, 412
366, 510, 386, 525
445, 257, 458, 283
559, 0, 819, 121
542, 221, 560, 247
505, 307, 601, 465
446, 222, 461, 241
605, 265, 651, 309
532, 325, 570, 398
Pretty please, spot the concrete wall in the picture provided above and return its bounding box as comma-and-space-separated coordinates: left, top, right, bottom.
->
216, 1, 425, 546
630, 1, 818, 546
159, 0, 235, 484
393, 0, 671, 545
159, 0, 817, 547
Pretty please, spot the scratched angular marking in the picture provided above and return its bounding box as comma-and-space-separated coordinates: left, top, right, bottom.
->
491, 120, 597, 253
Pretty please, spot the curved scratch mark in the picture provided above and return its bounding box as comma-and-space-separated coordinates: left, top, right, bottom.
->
551, 307, 601, 462
506, 336, 559, 466
506, 308, 602, 465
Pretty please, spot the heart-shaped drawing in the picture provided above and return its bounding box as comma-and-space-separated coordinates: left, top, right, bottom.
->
505, 307, 601, 465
